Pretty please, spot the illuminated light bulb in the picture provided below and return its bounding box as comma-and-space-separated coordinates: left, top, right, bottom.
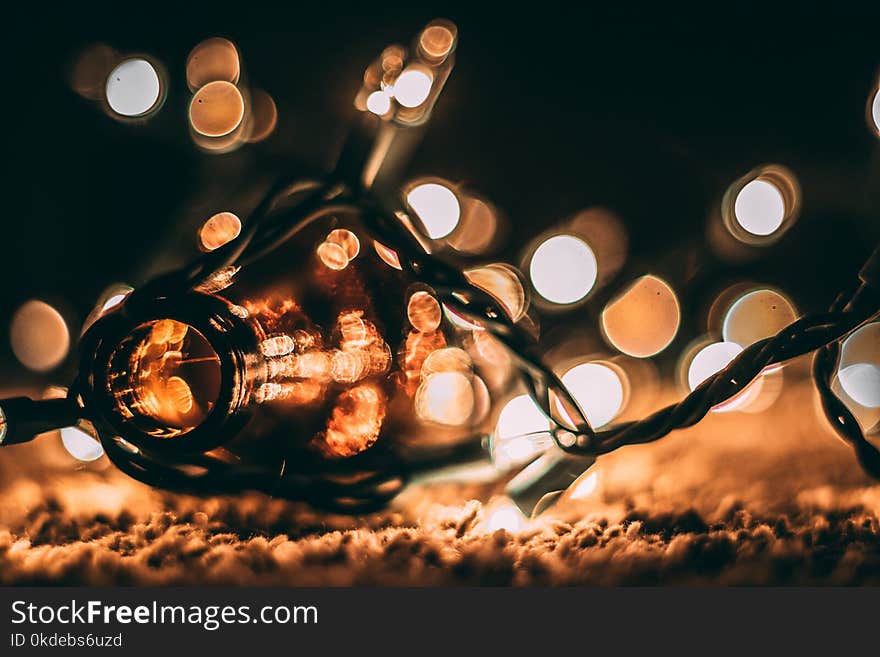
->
484, 498, 527, 533
261, 334, 296, 357
415, 371, 475, 425
492, 394, 553, 470
10, 300, 70, 372
60, 426, 104, 462
406, 182, 461, 239
199, 211, 242, 251
407, 290, 442, 332
722, 288, 798, 348
600, 275, 680, 358
326, 229, 360, 260
529, 234, 597, 305
366, 90, 392, 115
558, 362, 625, 429
393, 67, 434, 108
373, 240, 402, 270
317, 240, 350, 270
190, 81, 245, 137
687, 341, 743, 392
421, 347, 472, 377
105, 58, 162, 117
838, 323, 880, 408
186, 37, 240, 91
246, 89, 278, 143
464, 264, 528, 322
734, 179, 786, 237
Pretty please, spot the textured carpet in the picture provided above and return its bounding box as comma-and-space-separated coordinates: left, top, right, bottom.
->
2, 372, 879, 586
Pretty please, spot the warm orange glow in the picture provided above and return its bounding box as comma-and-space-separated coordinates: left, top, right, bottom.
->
407, 290, 442, 333
418, 23, 456, 61
601, 275, 680, 358
415, 371, 475, 426
318, 384, 387, 458
114, 320, 221, 434
260, 334, 296, 357
400, 329, 447, 396
186, 37, 240, 91
722, 288, 798, 348
190, 81, 245, 137
246, 89, 278, 143
464, 264, 527, 322
326, 229, 360, 260
70, 43, 118, 100
10, 300, 70, 372
199, 211, 242, 251
447, 196, 498, 254
373, 240, 403, 270
422, 347, 472, 377
317, 240, 350, 270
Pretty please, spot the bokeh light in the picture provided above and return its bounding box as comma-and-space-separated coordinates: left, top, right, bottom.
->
406, 181, 461, 239
721, 165, 800, 246
60, 425, 105, 462
447, 195, 500, 254
492, 394, 553, 470
326, 229, 360, 260
484, 498, 527, 533
722, 288, 798, 348
407, 290, 442, 332
838, 323, 879, 408
393, 67, 433, 108
464, 264, 528, 322
105, 58, 162, 118
415, 371, 475, 426
366, 90, 392, 116
10, 300, 70, 372
246, 89, 278, 143
317, 241, 350, 271
70, 43, 118, 100
687, 341, 742, 392
199, 211, 242, 251
529, 235, 597, 305
559, 362, 626, 428
190, 81, 245, 137
871, 86, 880, 136
418, 21, 456, 62
186, 37, 240, 91
373, 241, 402, 270
601, 275, 680, 357
734, 180, 785, 236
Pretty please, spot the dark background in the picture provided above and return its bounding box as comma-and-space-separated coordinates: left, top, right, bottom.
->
2, 3, 878, 389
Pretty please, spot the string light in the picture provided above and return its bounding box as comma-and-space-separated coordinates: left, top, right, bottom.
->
0, 18, 877, 520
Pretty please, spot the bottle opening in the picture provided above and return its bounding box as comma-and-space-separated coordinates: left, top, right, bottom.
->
107, 319, 222, 438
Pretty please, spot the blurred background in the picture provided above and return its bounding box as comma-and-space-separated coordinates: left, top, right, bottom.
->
2, 4, 878, 391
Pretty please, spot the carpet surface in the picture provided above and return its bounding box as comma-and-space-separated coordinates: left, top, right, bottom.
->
2, 373, 879, 586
